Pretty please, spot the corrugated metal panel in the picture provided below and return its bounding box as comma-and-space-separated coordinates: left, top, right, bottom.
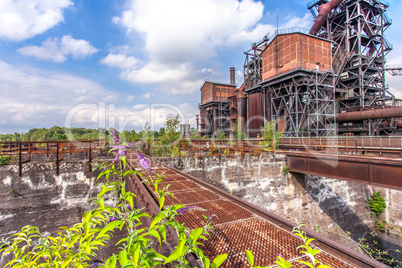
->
262, 33, 332, 81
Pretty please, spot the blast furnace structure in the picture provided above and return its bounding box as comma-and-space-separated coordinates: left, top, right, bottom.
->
198, 0, 402, 138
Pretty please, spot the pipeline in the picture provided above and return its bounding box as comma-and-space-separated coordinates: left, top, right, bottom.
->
309, 0, 344, 35
336, 107, 402, 122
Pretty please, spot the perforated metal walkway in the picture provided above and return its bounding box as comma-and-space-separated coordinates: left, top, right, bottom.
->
127, 152, 386, 268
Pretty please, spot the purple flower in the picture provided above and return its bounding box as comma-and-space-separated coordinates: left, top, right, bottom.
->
177, 206, 197, 216
111, 143, 131, 164
108, 216, 117, 222
92, 263, 99, 268
278, 254, 284, 258
111, 128, 121, 145
206, 214, 215, 224
137, 151, 152, 173
127, 204, 138, 211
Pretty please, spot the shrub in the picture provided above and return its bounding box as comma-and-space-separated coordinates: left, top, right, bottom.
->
282, 165, 289, 175
367, 191, 386, 218
0, 128, 226, 267
0, 155, 10, 166
260, 120, 283, 151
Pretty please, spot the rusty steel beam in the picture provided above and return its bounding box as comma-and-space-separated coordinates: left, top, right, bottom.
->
336, 107, 402, 122
309, 0, 344, 35
286, 151, 402, 190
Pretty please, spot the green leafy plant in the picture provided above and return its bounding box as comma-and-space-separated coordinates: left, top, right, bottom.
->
367, 191, 386, 217
0, 155, 10, 166
282, 165, 289, 175
245, 225, 332, 268
260, 120, 283, 151
366, 191, 387, 232
216, 131, 226, 140
292, 225, 331, 268
0, 128, 227, 267
317, 224, 401, 267
358, 232, 402, 267
232, 120, 246, 140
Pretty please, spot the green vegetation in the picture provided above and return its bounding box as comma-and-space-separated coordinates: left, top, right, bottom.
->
260, 120, 283, 151
150, 115, 189, 157
232, 120, 246, 140
358, 232, 401, 267
318, 224, 401, 267
282, 165, 289, 175
0, 131, 227, 267
367, 191, 386, 217
246, 225, 331, 268
0, 128, 338, 268
0, 155, 10, 166
0, 126, 169, 143
366, 191, 387, 232
216, 131, 227, 140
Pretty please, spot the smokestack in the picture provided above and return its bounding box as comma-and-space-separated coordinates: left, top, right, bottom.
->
230, 67, 235, 85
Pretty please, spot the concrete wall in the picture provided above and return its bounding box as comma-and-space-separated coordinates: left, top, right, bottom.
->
174, 153, 402, 261
0, 161, 121, 266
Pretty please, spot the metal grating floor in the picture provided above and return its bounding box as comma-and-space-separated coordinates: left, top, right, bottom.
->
128, 153, 355, 268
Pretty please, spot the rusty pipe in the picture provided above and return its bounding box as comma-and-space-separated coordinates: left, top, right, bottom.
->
309, 0, 344, 35
336, 107, 402, 122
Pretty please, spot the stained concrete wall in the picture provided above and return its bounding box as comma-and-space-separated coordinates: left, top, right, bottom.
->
0, 161, 121, 266
173, 153, 401, 261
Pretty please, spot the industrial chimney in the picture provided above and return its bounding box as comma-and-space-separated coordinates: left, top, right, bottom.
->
230, 67, 235, 85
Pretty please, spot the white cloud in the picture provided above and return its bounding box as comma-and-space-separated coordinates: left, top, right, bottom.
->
106, 0, 314, 95
106, 103, 198, 132
385, 43, 402, 100
281, 13, 312, 29
141, 93, 153, 99
0, 60, 116, 132
127, 95, 135, 102
18, 37, 66, 62
0, 0, 73, 41
0, 60, 200, 133
109, 0, 277, 94
18, 35, 98, 62
121, 62, 189, 84
59, 35, 99, 59
100, 53, 140, 69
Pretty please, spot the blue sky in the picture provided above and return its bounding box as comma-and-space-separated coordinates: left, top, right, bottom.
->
1, 0, 402, 134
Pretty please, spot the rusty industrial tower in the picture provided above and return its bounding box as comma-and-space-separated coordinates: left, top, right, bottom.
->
198, 0, 402, 137
308, 0, 396, 135
198, 68, 236, 137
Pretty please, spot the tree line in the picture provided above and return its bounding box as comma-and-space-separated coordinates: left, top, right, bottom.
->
0, 126, 161, 142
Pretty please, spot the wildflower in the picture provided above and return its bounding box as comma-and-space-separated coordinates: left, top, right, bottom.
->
137, 150, 152, 173
127, 203, 138, 211
92, 263, 99, 268
109, 128, 133, 164
206, 214, 216, 224
278, 254, 284, 258
111, 128, 121, 145
108, 216, 117, 222
177, 206, 205, 216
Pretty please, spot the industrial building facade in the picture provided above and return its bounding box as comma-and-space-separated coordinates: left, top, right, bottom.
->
198, 0, 402, 138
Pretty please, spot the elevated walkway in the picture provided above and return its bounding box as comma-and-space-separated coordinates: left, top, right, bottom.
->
126, 151, 387, 267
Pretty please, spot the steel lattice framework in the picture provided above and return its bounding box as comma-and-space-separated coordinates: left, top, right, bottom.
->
385, 66, 402, 76
244, 35, 270, 90
309, 0, 393, 109
263, 69, 335, 137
